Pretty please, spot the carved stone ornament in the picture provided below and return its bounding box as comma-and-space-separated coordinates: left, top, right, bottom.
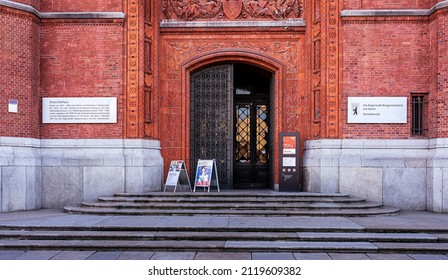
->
162, 0, 302, 21
223, 0, 243, 20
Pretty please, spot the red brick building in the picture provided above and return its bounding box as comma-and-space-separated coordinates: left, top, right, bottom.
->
1, 0, 447, 212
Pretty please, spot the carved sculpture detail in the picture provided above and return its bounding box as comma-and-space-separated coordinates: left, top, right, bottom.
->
162, 0, 302, 21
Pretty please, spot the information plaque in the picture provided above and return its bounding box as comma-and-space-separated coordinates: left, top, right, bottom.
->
279, 132, 301, 192
348, 97, 407, 123
42, 97, 117, 124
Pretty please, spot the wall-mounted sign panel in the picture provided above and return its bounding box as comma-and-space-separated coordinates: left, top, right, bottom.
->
8, 100, 18, 113
348, 97, 407, 124
42, 97, 117, 123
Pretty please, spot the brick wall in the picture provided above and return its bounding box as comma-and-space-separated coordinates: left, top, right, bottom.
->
342, 21, 431, 139
11, 0, 41, 10
39, 23, 124, 139
343, 0, 435, 9
41, 0, 123, 12
428, 11, 448, 138
0, 10, 40, 138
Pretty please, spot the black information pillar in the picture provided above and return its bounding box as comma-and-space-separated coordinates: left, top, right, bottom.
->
279, 132, 301, 192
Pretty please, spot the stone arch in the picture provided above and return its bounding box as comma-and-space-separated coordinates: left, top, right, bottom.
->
180, 50, 287, 187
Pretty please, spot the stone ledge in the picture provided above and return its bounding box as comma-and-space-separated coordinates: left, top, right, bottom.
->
0, 0, 124, 19
305, 139, 429, 150
341, 0, 448, 17
160, 19, 306, 28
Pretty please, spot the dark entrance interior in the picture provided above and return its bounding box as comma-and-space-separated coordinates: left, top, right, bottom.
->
190, 63, 272, 189
233, 64, 271, 188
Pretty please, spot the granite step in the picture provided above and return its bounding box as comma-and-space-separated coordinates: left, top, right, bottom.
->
80, 201, 383, 210
0, 229, 439, 243
64, 206, 400, 216
66, 192, 398, 217
112, 192, 353, 198
96, 196, 368, 204
0, 238, 446, 254
1, 221, 447, 254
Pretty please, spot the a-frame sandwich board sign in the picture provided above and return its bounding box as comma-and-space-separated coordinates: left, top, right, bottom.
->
164, 160, 192, 192
193, 159, 220, 192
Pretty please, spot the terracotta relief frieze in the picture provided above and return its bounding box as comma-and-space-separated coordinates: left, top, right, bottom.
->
162, 0, 303, 21
311, 0, 322, 137
166, 40, 299, 73
325, 0, 339, 138
126, 0, 140, 138
144, 1, 156, 138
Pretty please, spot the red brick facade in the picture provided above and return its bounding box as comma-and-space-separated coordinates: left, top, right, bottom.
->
342, 19, 431, 139
39, 23, 124, 139
0, 6, 40, 138
1, 0, 448, 183
0, 1, 124, 139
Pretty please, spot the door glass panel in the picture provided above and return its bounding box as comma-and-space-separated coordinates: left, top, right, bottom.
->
256, 104, 269, 163
235, 104, 251, 163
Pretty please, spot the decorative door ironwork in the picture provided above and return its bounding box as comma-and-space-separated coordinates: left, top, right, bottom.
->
190, 64, 233, 188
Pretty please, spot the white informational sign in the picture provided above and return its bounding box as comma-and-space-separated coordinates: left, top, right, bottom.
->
164, 160, 191, 192
8, 100, 18, 113
348, 97, 407, 124
42, 97, 117, 123
194, 159, 220, 192
282, 157, 296, 167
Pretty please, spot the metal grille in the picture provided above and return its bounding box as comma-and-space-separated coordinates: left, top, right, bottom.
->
411, 95, 425, 135
190, 65, 232, 187
256, 105, 269, 163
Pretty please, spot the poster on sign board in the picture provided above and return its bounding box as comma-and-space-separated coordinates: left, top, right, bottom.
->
194, 160, 213, 187
194, 159, 220, 192
164, 160, 191, 192
282, 136, 297, 155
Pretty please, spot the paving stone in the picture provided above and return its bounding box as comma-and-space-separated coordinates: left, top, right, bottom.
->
297, 232, 437, 242
194, 252, 251, 260
98, 215, 230, 229
252, 252, 295, 260
151, 252, 196, 260
0, 250, 26, 260
75, 240, 225, 250
14, 250, 62, 260
229, 216, 364, 230
117, 251, 155, 260
226, 241, 378, 251
374, 242, 448, 252
329, 253, 371, 260
409, 254, 448, 260
51, 251, 96, 260
86, 251, 124, 260
431, 233, 448, 241
155, 231, 298, 240
293, 253, 332, 260
367, 253, 413, 260
349, 211, 448, 231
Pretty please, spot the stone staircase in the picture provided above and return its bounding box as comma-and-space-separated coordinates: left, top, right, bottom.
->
64, 191, 400, 217
1, 223, 448, 254
1, 192, 447, 255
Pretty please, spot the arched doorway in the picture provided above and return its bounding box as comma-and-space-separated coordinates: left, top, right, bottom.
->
190, 63, 273, 189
